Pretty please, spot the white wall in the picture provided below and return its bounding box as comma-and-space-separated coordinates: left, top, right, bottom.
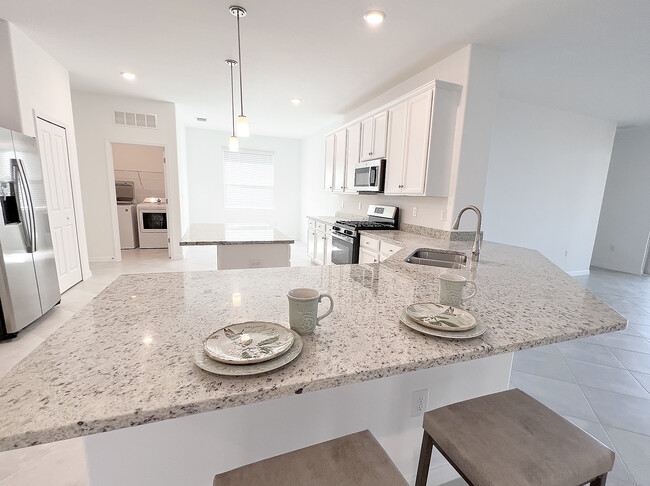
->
592, 127, 650, 275
299, 44, 499, 236
0, 20, 92, 280
71, 91, 182, 260
482, 97, 616, 274
186, 128, 302, 239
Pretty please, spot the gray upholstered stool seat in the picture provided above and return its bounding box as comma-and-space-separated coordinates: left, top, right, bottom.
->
213, 429, 408, 486
416, 388, 615, 486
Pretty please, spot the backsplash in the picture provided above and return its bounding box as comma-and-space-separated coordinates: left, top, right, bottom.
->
399, 222, 483, 242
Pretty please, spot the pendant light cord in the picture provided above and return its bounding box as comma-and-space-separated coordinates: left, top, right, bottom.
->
236, 12, 244, 117
229, 63, 236, 137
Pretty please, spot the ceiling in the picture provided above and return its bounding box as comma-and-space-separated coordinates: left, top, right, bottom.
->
1, 0, 649, 139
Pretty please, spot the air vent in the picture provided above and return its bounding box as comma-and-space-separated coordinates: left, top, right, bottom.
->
196, 117, 208, 122
114, 111, 158, 129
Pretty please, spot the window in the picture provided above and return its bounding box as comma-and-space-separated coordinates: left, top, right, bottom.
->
223, 150, 274, 209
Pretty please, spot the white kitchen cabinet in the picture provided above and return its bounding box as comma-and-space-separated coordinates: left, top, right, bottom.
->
345, 122, 361, 193
325, 228, 333, 265
359, 247, 379, 265
307, 225, 315, 259
360, 110, 388, 161
379, 241, 402, 259
314, 230, 326, 265
384, 83, 459, 197
333, 129, 347, 192
324, 134, 335, 191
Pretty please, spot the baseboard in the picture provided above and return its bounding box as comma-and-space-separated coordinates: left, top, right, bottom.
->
89, 256, 117, 263
567, 270, 590, 277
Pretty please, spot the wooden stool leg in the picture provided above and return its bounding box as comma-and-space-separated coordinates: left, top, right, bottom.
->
415, 431, 434, 486
590, 473, 607, 485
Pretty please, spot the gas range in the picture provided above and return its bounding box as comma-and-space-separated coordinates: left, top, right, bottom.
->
330, 205, 399, 264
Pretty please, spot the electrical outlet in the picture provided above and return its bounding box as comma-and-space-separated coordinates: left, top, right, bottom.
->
411, 389, 428, 417
358, 202, 362, 210
341, 201, 345, 208
412, 207, 418, 217
441, 209, 447, 221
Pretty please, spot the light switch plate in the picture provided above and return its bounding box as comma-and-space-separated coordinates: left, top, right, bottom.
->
441, 209, 447, 221
412, 207, 417, 217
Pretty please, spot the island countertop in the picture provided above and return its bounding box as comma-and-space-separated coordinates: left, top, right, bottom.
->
180, 223, 295, 246
0, 234, 626, 451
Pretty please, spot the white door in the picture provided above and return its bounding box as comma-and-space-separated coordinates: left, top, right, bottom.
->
385, 101, 408, 194
36, 118, 83, 292
360, 117, 374, 161
372, 111, 389, 159
345, 123, 361, 193
402, 90, 433, 194
333, 129, 347, 192
324, 134, 335, 191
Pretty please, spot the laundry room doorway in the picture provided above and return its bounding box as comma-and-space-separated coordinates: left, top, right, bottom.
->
108, 142, 170, 259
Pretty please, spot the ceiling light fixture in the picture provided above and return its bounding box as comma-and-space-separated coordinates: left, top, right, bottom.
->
290, 97, 302, 105
226, 59, 239, 152
230, 5, 250, 137
121, 72, 136, 81
363, 10, 385, 25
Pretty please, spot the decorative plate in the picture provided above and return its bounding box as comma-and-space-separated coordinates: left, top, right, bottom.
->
405, 302, 477, 331
399, 308, 486, 340
194, 330, 303, 376
204, 322, 294, 364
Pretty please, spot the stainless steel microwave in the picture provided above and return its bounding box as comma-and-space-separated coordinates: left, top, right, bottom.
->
353, 158, 386, 193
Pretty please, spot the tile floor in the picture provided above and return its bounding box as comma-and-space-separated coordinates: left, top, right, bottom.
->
0, 254, 648, 485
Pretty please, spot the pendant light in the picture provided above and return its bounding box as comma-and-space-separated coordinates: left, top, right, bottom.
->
225, 59, 239, 152
230, 5, 249, 137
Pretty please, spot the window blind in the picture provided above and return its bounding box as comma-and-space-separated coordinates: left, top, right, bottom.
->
223, 150, 274, 209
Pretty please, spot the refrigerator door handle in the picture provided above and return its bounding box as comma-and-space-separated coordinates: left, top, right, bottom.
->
11, 159, 35, 253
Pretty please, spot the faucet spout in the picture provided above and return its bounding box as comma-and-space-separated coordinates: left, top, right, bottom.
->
451, 205, 482, 262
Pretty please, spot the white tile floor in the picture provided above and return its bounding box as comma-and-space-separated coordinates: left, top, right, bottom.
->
0, 255, 648, 485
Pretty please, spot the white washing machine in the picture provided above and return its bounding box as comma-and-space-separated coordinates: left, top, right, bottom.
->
117, 203, 139, 249
137, 198, 168, 249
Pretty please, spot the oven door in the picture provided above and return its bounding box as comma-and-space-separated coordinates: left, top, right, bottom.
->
330, 231, 358, 265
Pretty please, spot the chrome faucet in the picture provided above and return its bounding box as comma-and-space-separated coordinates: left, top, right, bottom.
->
452, 205, 482, 262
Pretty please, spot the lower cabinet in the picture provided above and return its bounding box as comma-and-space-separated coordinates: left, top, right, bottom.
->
359, 247, 379, 264
307, 226, 315, 259
314, 230, 326, 265
307, 218, 332, 265
359, 236, 402, 265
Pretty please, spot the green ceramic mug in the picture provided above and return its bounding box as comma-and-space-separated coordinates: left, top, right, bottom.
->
439, 274, 477, 307
287, 288, 334, 335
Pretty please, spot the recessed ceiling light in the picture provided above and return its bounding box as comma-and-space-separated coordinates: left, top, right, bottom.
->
290, 98, 302, 105
121, 72, 136, 81
363, 11, 385, 25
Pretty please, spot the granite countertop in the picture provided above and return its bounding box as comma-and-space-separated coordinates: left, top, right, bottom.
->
0, 233, 626, 451
180, 223, 294, 246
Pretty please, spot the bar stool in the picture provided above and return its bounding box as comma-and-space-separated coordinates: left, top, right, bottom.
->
415, 388, 615, 486
213, 429, 408, 485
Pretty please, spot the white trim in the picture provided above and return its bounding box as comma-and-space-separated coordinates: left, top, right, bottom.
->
567, 270, 590, 277
89, 256, 118, 263
32, 110, 92, 281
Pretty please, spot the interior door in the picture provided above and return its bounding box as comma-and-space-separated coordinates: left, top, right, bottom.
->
402, 90, 433, 194
36, 118, 82, 292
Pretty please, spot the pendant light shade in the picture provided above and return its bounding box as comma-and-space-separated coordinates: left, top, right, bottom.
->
225, 59, 239, 152
230, 5, 249, 137
236, 115, 249, 137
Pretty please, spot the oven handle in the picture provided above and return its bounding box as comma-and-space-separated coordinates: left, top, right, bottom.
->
331, 231, 354, 244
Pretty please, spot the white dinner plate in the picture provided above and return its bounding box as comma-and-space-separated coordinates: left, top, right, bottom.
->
399, 308, 487, 340
405, 302, 477, 331
204, 321, 294, 364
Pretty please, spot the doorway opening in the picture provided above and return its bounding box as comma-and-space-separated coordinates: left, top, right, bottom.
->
110, 143, 169, 260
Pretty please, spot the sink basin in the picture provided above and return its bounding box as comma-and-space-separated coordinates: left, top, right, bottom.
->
404, 248, 467, 269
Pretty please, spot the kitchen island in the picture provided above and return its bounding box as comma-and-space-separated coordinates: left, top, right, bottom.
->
180, 223, 294, 269
0, 233, 626, 485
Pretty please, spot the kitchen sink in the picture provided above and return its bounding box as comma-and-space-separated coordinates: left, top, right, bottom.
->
404, 248, 467, 269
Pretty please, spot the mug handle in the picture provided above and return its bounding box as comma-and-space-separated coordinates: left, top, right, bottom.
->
316, 293, 334, 325
463, 281, 477, 301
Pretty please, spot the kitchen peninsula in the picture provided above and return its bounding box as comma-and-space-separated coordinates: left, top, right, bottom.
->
0, 233, 626, 485
180, 223, 294, 269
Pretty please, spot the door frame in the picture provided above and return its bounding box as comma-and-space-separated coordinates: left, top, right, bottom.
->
32, 111, 91, 282
105, 140, 176, 261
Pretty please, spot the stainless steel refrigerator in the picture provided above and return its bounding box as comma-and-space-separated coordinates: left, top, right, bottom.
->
0, 126, 60, 338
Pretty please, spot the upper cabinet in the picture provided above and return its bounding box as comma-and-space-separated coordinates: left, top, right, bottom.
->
360, 111, 388, 161
324, 79, 461, 197
324, 133, 335, 192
